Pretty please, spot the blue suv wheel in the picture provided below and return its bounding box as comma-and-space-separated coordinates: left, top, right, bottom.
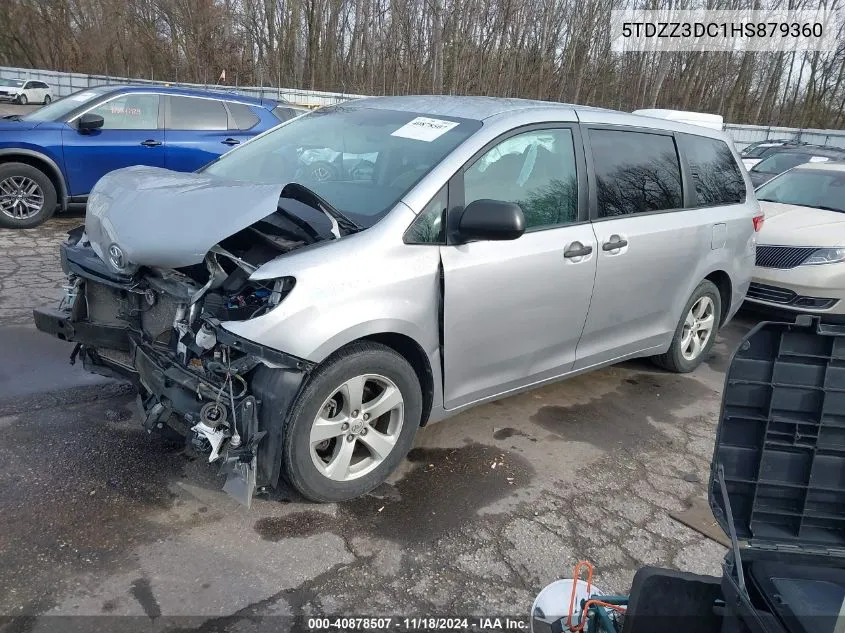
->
0, 162, 57, 229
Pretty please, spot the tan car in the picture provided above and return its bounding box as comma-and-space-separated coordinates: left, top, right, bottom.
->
748, 161, 845, 316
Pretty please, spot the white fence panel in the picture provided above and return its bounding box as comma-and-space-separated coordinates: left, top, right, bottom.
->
725, 123, 845, 150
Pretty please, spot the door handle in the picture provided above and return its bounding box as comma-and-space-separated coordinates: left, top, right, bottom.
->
564, 243, 593, 258
602, 237, 628, 251
140, 139, 162, 147
222, 138, 240, 146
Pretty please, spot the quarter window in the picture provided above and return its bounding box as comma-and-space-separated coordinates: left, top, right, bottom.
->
590, 129, 682, 217
87, 94, 160, 130
168, 96, 228, 130
679, 134, 745, 206
405, 187, 447, 244
464, 128, 579, 230
228, 102, 260, 130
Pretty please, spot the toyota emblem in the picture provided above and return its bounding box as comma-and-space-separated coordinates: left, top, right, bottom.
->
108, 244, 126, 270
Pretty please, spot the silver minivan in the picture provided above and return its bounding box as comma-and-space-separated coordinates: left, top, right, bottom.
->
34, 96, 761, 504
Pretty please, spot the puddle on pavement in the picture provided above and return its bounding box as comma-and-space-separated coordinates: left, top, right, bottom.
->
254, 511, 338, 540
129, 577, 162, 619
0, 396, 191, 613
255, 443, 533, 545
492, 427, 536, 441
530, 370, 716, 452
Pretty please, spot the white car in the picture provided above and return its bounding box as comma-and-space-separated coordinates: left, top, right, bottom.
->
747, 161, 845, 317
0, 79, 53, 105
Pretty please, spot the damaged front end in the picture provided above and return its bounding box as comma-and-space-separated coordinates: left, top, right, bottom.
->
33, 168, 344, 506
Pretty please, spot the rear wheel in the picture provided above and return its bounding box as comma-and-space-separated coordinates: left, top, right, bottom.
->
43, 94, 51, 105
0, 162, 57, 229
279, 342, 422, 502
652, 280, 721, 373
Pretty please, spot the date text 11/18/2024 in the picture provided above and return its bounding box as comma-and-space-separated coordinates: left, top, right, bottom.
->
307, 617, 530, 631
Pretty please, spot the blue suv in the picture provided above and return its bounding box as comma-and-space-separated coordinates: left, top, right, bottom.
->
0, 85, 301, 228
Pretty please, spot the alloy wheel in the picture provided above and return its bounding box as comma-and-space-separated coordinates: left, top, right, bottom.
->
0, 176, 44, 220
680, 296, 715, 361
309, 374, 405, 482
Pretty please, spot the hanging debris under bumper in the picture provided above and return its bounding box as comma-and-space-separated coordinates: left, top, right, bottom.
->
34, 286, 315, 508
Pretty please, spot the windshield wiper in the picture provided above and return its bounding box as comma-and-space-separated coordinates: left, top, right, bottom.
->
281, 182, 362, 234
811, 205, 844, 214
1, 114, 21, 121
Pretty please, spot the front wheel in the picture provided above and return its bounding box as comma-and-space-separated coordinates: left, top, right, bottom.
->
0, 162, 57, 229
652, 280, 721, 373
278, 341, 422, 502
17, 94, 27, 105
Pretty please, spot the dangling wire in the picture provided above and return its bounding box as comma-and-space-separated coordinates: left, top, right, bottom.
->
566, 560, 626, 633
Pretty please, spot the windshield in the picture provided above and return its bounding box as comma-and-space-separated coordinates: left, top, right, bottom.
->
751, 151, 826, 174
0, 79, 25, 88
743, 144, 780, 158
22, 86, 115, 122
756, 169, 845, 213
202, 105, 481, 227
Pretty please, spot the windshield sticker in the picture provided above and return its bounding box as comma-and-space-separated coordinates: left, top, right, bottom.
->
391, 117, 459, 142
68, 92, 96, 102
808, 156, 830, 163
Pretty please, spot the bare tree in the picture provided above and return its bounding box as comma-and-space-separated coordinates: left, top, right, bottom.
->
1, 0, 843, 127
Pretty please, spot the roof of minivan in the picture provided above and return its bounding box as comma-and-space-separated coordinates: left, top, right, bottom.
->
346, 95, 732, 140
349, 95, 613, 120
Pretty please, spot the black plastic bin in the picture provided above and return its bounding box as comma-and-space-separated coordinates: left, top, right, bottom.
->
710, 316, 845, 633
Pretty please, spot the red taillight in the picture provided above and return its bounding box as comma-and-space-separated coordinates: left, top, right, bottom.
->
753, 214, 765, 232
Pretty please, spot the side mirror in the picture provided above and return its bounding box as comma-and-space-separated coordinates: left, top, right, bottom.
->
457, 199, 525, 242
77, 113, 104, 133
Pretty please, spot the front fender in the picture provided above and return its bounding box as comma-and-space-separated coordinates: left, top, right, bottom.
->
0, 146, 68, 206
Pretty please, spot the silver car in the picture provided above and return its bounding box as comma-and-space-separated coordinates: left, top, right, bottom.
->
34, 96, 761, 505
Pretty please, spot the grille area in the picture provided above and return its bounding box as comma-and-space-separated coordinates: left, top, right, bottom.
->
140, 292, 181, 344
747, 282, 797, 304
747, 282, 837, 310
755, 245, 817, 269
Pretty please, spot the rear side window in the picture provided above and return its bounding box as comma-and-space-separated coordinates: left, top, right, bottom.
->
168, 96, 227, 130
227, 102, 260, 130
589, 129, 682, 217
679, 134, 745, 206
272, 106, 297, 122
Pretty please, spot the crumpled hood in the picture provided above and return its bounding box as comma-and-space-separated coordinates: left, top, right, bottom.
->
85, 166, 285, 270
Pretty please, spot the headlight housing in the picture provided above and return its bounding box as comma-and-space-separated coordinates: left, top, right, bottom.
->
802, 248, 845, 266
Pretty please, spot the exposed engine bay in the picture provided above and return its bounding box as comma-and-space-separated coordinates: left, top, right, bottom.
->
35, 175, 356, 506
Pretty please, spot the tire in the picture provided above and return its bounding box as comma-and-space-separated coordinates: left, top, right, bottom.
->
17, 94, 27, 105
278, 341, 422, 502
652, 280, 722, 373
43, 94, 51, 105
0, 162, 58, 229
